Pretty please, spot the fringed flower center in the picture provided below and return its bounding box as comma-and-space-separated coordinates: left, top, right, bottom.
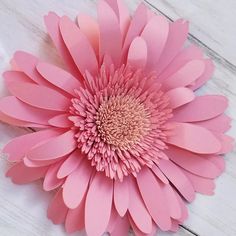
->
96, 95, 150, 150
69, 65, 173, 180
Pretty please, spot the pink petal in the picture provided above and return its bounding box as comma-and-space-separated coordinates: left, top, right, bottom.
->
162, 59, 205, 90
129, 216, 157, 236
47, 189, 68, 224
116, 0, 131, 38
183, 170, 215, 195
44, 12, 81, 78
7, 81, 70, 111
43, 160, 65, 191
166, 87, 195, 109
59, 16, 98, 75
128, 37, 147, 69
205, 155, 225, 172
85, 172, 113, 236
114, 177, 129, 217
174, 191, 188, 222
77, 14, 99, 56
172, 95, 228, 122
106, 206, 119, 233
0, 96, 56, 125
109, 215, 130, 236
137, 168, 171, 231
98, 0, 122, 66
167, 122, 221, 154
63, 159, 92, 209
0, 111, 49, 128
104, 0, 119, 18
214, 133, 234, 154
166, 146, 222, 178
13, 51, 50, 85
122, 3, 148, 60
151, 164, 169, 184
3, 129, 60, 162
24, 157, 60, 168
141, 15, 169, 72
128, 177, 152, 234
158, 160, 195, 202
162, 184, 182, 220
10, 58, 20, 71
157, 19, 189, 74
6, 162, 48, 184
4, 71, 33, 86
48, 114, 72, 128
193, 114, 231, 133
159, 45, 203, 81
57, 150, 83, 179
190, 59, 214, 90
27, 130, 76, 160
37, 62, 82, 96
65, 195, 86, 233
105, 0, 130, 38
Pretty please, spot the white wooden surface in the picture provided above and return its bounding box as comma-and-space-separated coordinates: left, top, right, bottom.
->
0, 0, 236, 236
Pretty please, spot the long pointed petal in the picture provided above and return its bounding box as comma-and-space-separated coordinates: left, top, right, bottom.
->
47, 189, 68, 224
13, 51, 49, 85
44, 12, 81, 78
172, 95, 228, 122
7, 81, 70, 111
37, 62, 82, 96
27, 130, 76, 160
77, 14, 99, 56
127, 37, 147, 69
166, 87, 195, 109
57, 150, 83, 179
60, 16, 98, 75
128, 177, 152, 234
114, 177, 129, 216
43, 160, 65, 191
3, 129, 61, 162
162, 60, 205, 90
166, 146, 222, 178
122, 3, 148, 60
137, 168, 171, 231
6, 162, 48, 184
63, 160, 92, 209
85, 173, 113, 236
65, 195, 86, 233
167, 122, 221, 154
0, 96, 56, 125
157, 19, 189, 74
141, 15, 169, 72
98, 0, 122, 66
158, 160, 195, 202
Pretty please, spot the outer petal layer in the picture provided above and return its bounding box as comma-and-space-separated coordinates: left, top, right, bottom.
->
85, 173, 113, 236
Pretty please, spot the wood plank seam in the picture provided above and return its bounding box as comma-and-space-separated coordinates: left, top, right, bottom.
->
181, 224, 199, 236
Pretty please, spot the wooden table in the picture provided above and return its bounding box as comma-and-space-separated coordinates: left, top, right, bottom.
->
0, 0, 235, 235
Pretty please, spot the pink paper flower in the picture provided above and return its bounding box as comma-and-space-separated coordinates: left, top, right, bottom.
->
0, 0, 234, 235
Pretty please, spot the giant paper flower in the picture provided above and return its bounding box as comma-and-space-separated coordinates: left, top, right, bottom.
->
0, 0, 234, 235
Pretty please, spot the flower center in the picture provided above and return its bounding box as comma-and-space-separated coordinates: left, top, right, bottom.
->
96, 95, 150, 150
70, 66, 173, 180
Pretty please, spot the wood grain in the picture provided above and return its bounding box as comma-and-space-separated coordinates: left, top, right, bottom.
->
0, 0, 235, 236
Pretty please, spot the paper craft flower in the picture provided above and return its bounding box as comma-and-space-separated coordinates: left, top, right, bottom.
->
0, 0, 233, 235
